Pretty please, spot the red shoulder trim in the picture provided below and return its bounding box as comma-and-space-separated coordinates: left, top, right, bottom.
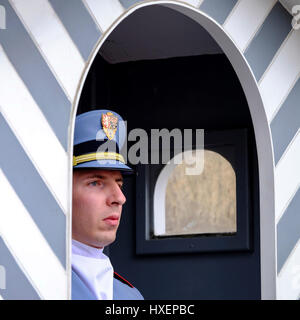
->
114, 272, 134, 288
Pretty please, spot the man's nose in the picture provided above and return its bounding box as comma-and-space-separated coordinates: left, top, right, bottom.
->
108, 183, 126, 206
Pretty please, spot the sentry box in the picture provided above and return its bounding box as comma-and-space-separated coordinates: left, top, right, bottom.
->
0, 0, 299, 300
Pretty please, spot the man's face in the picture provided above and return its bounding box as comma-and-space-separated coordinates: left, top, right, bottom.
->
72, 169, 126, 248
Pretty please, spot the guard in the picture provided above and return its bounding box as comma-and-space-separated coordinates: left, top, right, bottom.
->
71, 109, 144, 300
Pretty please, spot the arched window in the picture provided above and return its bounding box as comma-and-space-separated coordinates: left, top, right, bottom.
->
153, 150, 236, 237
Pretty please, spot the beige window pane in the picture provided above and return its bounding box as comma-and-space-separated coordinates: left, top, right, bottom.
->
161, 150, 236, 236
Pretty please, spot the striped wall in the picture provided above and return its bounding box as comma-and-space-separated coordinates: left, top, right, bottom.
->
0, 0, 299, 299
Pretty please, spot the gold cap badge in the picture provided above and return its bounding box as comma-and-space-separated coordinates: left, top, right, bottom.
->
101, 111, 118, 140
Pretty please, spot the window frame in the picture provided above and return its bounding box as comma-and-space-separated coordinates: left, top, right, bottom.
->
135, 129, 251, 255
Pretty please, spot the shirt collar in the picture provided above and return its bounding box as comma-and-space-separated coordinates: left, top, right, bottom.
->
72, 239, 114, 300
72, 239, 104, 258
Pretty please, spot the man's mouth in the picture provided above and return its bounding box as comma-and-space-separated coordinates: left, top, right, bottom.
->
103, 215, 120, 226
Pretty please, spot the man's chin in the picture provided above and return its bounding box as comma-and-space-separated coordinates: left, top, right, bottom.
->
94, 234, 116, 248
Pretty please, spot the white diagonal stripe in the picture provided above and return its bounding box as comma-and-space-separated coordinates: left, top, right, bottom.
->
0, 169, 67, 300
182, 0, 203, 7
259, 29, 300, 122
0, 294, 3, 300
277, 239, 300, 300
0, 45, 68, 214
83, 0, 124, 32
275, 130, 300, 221
10, 0, 85, 101
223, 0, 276, 52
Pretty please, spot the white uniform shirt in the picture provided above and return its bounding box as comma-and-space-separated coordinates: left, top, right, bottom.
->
72, 239, 114, 300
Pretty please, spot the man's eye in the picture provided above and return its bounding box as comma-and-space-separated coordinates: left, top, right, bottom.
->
89, 181, 100, 186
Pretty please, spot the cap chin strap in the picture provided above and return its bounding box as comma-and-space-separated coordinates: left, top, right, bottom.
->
73, 152, 125, 166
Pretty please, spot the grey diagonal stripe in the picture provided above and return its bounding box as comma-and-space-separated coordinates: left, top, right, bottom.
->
277, 187, 300, 273
119, 0, 139, 9
0, 237, 40, 299
244, 2, 291, 81
271, 77, 300, 165
0, 0, 70, 150
49, 0, 102, 61
0, 113, 66, 268
200, 0, 238, 25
